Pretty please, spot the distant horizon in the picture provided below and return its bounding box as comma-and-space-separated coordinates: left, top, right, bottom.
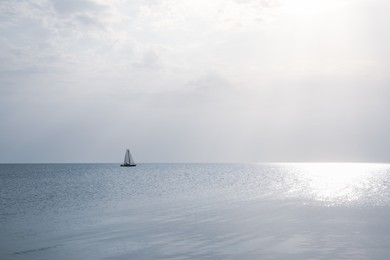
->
2, 161, 389, 164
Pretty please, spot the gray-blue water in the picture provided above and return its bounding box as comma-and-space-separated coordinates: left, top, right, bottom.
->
1, 163, 390, 259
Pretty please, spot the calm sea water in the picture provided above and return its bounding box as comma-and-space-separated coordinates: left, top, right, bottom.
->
1, 163, 390, 259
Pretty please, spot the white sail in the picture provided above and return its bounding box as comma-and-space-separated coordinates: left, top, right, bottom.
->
129, 152, 135, 165
122, 149, 136, 166
124, 149, 130, 164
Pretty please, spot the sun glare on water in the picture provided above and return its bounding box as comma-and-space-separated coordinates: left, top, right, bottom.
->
290, 163, 389, 205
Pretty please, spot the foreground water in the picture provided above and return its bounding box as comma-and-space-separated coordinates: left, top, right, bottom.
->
1, 163, 390, 259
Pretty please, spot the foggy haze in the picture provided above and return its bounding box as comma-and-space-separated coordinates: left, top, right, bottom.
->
1, 0, 390, 163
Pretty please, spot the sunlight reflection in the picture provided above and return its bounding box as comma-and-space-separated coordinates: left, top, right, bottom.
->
291, 163, 388, 205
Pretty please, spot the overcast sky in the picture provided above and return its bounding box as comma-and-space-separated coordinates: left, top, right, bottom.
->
1, 0, 390, 163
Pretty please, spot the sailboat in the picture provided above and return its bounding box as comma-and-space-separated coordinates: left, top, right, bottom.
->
121, 149, 136, 167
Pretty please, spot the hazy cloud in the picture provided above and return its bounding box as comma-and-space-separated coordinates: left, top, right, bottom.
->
50, 0, 104, 15
1, 0, 390, 162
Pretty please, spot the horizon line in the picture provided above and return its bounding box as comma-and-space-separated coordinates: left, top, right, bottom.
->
1, 162, 389, 165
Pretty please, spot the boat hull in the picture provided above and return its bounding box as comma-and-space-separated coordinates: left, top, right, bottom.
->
120, 164, 136, 167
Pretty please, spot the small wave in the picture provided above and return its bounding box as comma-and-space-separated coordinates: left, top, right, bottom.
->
13, 244, 60, 255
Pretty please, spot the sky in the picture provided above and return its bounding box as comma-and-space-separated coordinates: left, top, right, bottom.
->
1, 0, 390, 163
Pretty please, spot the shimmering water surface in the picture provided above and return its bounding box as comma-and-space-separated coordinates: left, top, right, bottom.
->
1, 163, 390, 259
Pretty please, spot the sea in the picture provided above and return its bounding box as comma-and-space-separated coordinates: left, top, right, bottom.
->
1, 163, 390, 259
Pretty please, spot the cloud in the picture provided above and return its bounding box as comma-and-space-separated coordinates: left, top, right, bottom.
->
132, 50, 161, 69
0, 0, 280, 92
1, 0, 390, 162
50, 0, 104, 15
